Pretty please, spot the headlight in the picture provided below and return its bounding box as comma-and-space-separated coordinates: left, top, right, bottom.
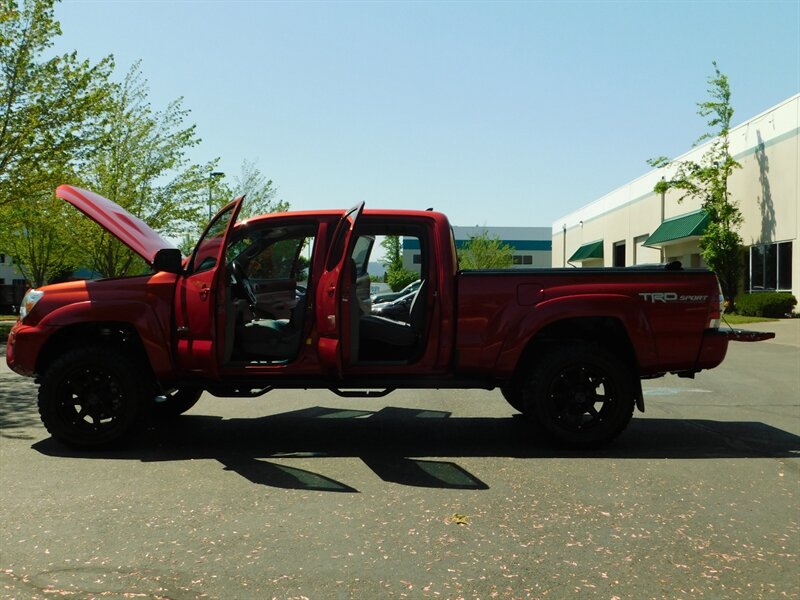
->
19, 289, 44, 321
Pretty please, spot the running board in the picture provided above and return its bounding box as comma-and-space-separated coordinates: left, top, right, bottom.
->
205, 385, 274, 398
329, 388, 396, 398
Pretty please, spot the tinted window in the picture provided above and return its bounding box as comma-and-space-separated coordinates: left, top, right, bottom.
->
249, 237, 307, 280
778, 242, 792, 290
351, 236, 374, 276
750, 241, 792, 291
190, 203, 237, 274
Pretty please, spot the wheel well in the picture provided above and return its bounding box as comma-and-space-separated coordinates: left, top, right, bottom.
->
513, 317, 638, 383
36, 322, 155, 385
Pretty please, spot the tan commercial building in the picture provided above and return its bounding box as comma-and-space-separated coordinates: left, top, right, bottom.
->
552, 94, 798, 302
403, 226, 552, 273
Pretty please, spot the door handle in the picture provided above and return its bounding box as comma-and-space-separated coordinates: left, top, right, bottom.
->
199, 285, 211, 300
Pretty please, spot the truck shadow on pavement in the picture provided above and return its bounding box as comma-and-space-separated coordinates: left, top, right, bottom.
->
31, 404, 800, 493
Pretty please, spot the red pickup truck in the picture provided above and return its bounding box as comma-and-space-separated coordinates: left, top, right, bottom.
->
6, 185, 772, 448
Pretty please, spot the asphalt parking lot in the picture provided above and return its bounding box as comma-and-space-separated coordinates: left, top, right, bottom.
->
1, 320, 798, 599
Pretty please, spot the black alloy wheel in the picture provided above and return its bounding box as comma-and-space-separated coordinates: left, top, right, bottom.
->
38, 346, 144, 448
525, 343, 635, 446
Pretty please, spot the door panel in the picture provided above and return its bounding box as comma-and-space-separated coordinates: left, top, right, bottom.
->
354, 272, 372, 314
174, 198, 243, 376
315, 202, 364, 373
251, 278, 296, 319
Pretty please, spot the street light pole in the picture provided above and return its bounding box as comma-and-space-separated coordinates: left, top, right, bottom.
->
207, 171, 225, 219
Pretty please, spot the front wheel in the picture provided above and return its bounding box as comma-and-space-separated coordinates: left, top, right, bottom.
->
524, 343, 636, 447
500, 384, 525, 412
38, 346, 146, 448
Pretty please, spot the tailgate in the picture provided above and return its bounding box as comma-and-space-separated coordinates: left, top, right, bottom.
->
718, 328, 776, 342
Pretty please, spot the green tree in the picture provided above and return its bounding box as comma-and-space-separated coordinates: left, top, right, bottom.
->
379, 234, 417, 291
76, 62, 215, 277
0, 0, 113, 203
1, 187, 78, 286
379, 235, 402, 272
385, 266, 418, 292
227, 159, 289, 219
648, 62, 742, 309
0, 0, 113, 285
457, 230, 513, 270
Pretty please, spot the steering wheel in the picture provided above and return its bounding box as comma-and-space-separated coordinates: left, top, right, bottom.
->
230, 261, 258, 307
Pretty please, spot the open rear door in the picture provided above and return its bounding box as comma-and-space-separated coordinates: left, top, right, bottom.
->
315, 202, 364, 374
174, 198, 244, 377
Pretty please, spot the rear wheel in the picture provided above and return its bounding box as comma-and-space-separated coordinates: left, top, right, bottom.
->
38, 346, 145, 448
524, 343, 635, 446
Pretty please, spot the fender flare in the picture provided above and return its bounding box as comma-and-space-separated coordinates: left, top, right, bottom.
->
494, 294, 658, 377
37, 300, 174, 377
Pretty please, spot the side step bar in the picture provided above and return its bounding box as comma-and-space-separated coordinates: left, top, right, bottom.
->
329, 388, 396, 398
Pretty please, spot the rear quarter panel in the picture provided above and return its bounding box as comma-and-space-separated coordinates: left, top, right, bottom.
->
455, 269, 719, 377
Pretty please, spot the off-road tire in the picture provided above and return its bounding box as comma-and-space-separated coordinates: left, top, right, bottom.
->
38, 345, 146, 448
523, 343, 636, 447
500, 384, 525, 412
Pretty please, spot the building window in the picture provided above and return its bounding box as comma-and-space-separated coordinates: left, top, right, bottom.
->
512, 255, 533, 265
0, 254, 5, 264
413, 254, 422, 264
750, 241, 792, 291
613, 242, 626, 267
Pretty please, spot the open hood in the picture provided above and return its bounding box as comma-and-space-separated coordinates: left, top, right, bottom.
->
56, 185, 178, 265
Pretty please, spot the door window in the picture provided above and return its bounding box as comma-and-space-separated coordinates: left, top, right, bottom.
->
248, 237, 309, 281
189, 203, 239, 274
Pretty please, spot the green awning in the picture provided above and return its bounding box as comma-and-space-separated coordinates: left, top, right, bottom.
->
644, 210, 709, 247
569, 240, 604, 262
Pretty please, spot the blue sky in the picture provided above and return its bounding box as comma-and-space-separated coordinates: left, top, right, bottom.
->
53, 1, 799, 229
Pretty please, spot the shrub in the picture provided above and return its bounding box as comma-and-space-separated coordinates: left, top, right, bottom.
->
735, 292, 797, 317
0, 321, 13, 342
386, 267, 418, 292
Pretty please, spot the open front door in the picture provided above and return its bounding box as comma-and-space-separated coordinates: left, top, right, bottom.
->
315, 202, 364, 374
174, 198, 244, 376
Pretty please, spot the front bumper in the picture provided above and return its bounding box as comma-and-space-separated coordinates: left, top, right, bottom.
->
5, 321, 51, 377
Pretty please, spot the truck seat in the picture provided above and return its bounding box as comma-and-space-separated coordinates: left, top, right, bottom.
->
359, 280, 426, 347
238, 294, 307, 358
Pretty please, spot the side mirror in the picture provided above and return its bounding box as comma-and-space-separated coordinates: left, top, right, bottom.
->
153, 248, 183, 274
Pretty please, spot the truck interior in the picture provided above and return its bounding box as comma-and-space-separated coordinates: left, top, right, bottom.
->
347, 222, 429, 365
223, 223, 315, 364
221, 219, 430, 367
